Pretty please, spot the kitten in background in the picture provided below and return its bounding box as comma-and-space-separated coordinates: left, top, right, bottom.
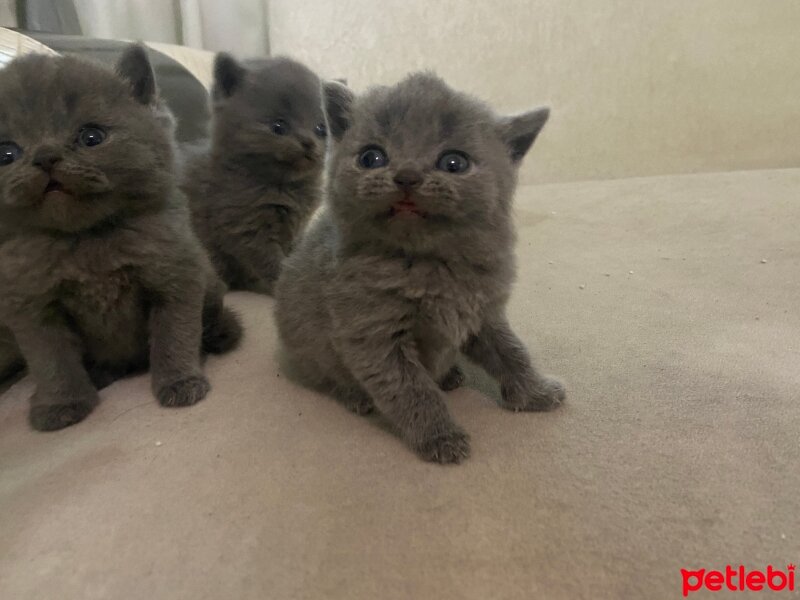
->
182, 54, 330, 294
0, 45, 241, 431
275, 73, 565, 464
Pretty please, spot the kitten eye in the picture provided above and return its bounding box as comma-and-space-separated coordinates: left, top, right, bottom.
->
78, 126, 106, 147
271, 119, 290, 135
358, 147, 388, 169
314, 123, 327, 138
436, 151, 470, 174
0, 142, 22, 166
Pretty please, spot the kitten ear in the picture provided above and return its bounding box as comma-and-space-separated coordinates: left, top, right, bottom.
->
498, 107, 550, 163
213, 53, 246, 100
116, 43, 157, 106
323, 80, 354, 140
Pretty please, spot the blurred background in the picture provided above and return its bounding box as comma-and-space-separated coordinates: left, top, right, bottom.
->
2, 0, 799, 185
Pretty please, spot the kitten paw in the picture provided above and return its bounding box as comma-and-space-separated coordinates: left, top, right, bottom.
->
336, 385, 375, 415
501, 376, 565, 412
202, 307, 243, 355
415, 426, 471, 464
29, 395, 97, 431
345, 394, 375, 416
157, 376, 210, 407
438, 365, 465, 391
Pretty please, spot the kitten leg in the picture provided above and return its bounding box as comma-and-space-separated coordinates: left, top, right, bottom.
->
463, 317, 565, 412
201, 276, 243, 355
148, 284, 209, 407
438, 364, 465, 391
334, 332, 470, 464
9, 318, 98, 431
283, 350, 374, 415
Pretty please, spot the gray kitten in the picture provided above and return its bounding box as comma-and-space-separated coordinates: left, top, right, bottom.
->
275, 73, 566, 464
0, 45, 241, 431
183, 55, 328, 294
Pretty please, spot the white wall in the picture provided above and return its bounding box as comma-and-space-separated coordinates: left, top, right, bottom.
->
268, 1, 800, 184
73, 0, 270, 56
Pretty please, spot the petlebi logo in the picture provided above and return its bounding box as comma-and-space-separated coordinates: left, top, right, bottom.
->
681, 564, 795, 596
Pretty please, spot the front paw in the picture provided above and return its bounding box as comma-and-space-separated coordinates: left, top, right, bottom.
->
500, 375, 565, 412
202, 307, 243, 355
157, 376, 210, 407
344, 393, 375, 416
414, 424, 471, 464
29, 392, 98, 431
438, 365, 465, 391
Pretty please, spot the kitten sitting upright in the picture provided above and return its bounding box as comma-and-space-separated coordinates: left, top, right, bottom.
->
275, 73, 565, 464
0, 45, 241, 431
183, 55, 328, 294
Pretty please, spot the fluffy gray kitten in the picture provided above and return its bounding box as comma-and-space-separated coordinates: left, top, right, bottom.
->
0, 45, 241, 431
275, 73, 565, 464
183, 55, 329, 294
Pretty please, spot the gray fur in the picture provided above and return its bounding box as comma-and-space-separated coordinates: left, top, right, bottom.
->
0, 45, 241, 431
182, 55, 328, 294
275, 73, 565, 464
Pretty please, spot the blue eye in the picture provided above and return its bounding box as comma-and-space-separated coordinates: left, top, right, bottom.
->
78, 126, 106, 147
271, 119, 289, 135
0, 142, 22, 166
358, 147, 388, 169
436, 151, 470, 173
314, 123, 327, 138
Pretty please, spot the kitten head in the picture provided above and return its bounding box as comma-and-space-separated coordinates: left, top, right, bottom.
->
324, 72, 548, 251
0, 44, 175, 234
211, 54, 328, 183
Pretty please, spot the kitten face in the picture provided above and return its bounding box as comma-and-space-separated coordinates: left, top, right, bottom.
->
326, 73, 548, 248
212, 55, 327, 182
0, 47, 173, 233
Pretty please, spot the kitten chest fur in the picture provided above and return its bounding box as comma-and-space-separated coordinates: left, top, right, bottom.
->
59, 268, 148, 364
0, 223, 171, 367
209, 182, 316, 252
333, 250, 497, 378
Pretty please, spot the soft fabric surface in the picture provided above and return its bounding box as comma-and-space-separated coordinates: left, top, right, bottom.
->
1, 169, 797, 599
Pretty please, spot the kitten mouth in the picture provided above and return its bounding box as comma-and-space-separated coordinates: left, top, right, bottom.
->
389, 198, 425, 218
43, 179, 73, 199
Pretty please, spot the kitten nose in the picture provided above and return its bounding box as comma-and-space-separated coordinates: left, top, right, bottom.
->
393, 169, 422, 190
32, 148, 62, 172
299, 137, 314, 151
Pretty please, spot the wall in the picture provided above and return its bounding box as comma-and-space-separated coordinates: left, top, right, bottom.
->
72, 0, 270, 57
268, 1, 800, 184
